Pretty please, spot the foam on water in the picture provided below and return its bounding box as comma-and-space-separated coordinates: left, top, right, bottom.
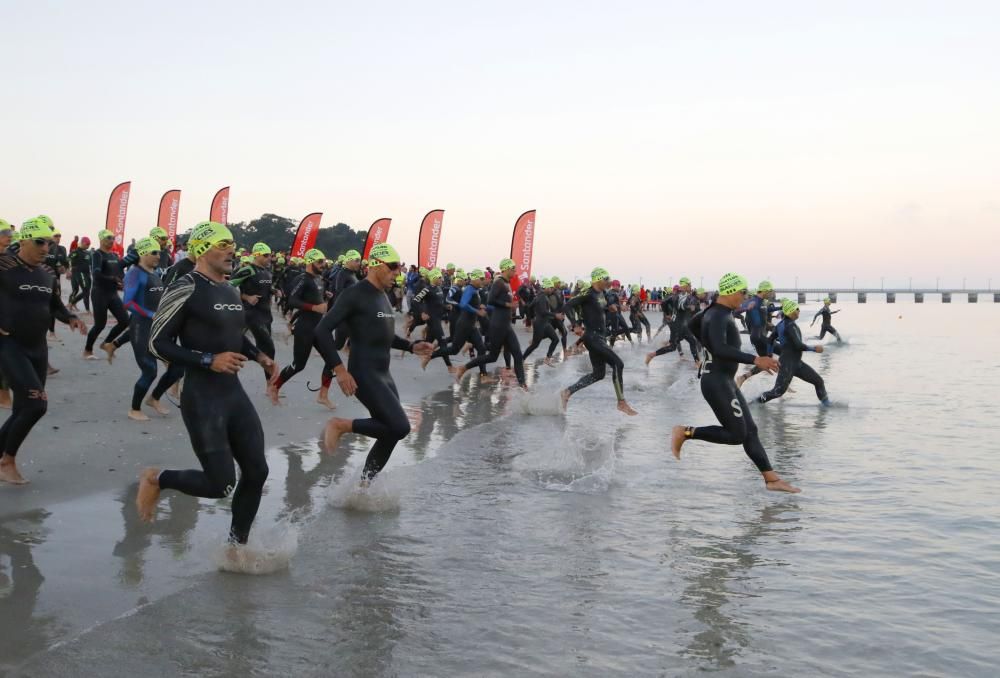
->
327, 467, 404, 512
213, 520, 299, 575
516, 389, 565, 416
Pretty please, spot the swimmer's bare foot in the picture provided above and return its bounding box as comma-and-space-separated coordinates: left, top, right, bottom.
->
420, 353, 432, 371
321, 417, 352, 454
453, 365, 467, 383
266, 382, 280, 406
447, 365, 458, 374
670, 425, 688, 460
101, 342, 116, 364
316, 387, 336, 410
645, 352, 654, 366
0, 454, 29, 485
543, 357, 554, 367
82, 350, 99, 360
560, 388, 571, 412
145, 397, 170, 416
617, 400, 638, 416
764, 473, 801, 493
47, 364, 59, 376
168, 382, 181, 399
478, 373, 497, 385
128, 409, 150, 422
136, 468, 161, 522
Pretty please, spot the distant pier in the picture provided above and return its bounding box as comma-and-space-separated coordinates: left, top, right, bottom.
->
773, 289, 1000, 304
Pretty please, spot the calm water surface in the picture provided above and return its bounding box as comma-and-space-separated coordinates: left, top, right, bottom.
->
2, 302, 998, 676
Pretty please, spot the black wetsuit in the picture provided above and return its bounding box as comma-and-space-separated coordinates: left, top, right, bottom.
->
122, 265, 179, 410
673, 291, 700, 357
547, 289, 568, 351
759, 318, 828, 403
150, 271, 267, 544
231, 263, 275, 359
276, 270, 332, 390
522, 292, 559, 359
628, 293, 651, 339
315, 280, 415, 480
85, 248, 129, 352
68, 247, 92, 311
463, 276, 526, 386
566, 288, 624, 400
412, 282, 451, 366
43, 244, 68, 332
429, 284, 488, 373
0, 253, 76, 458
605, 290, 633, 346
812, 306, 842, 341
689, 304, 772, 473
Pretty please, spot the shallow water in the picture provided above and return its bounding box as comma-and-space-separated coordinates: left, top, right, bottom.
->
2, 303, 999, 676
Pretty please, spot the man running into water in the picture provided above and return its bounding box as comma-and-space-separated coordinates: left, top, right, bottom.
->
560, 268, 638, 416
230, 242, 276, 359
268, 248, 335, 408
0, 219, 87, 484
758, 299, 830, 405
735, 280, 776, 387
454, 258, 527, 389
122, 237, 178, 421
811, 297, 842, 342
670, 273, 799, 493
137, 222, 278, 547
422, 269, 493, 380
314, 243, 434, 483
67, 236, 93, 312
522, 277, 561, 365
83, 229, 129, 360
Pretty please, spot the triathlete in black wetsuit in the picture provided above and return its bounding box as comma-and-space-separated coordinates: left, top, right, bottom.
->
810, 298, 842, 342
422, 270, 492, 378
522, 277, 560, 364
454, 258, 527, 388
670, 272, 800, 493
628, 285, 652, 342
560, 269, 638, 416
0, 219, 87, 485
314, 243, 434, 482
67, 237, 93, 311
673, 277, 701, 365
269, 249, 335, 408
84, 229, 129, 358
137, 222, 278, 545
122, 237, 179, 421
759, 299, 829, 405
230, 242, 276, 359
548, 277, 569, 352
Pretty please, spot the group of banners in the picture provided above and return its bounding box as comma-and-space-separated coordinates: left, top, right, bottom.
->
104, 182, 536, 282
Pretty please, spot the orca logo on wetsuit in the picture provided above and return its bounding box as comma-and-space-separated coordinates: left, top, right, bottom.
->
149, 286, 165, 293
19, 284, 53, 293
213, 303, 244, 311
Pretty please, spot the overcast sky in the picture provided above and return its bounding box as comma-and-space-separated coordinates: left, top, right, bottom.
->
3, 1, 998, 288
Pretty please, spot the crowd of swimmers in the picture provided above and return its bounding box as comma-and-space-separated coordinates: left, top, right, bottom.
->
0, 215, 845, 555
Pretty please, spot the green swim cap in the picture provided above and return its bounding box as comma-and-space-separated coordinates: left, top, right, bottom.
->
98, 229, 114, 241
149, 227, 168, 239
696, 287, 705, 295
631, 284, 640, 294
499, 258, 516, 271
19, 218, 54, 240
591, 267, 610, 282
135, 236, 160, 256
369, 242, 401, 264
551, 276, 560, 284
718, 272, 748, 296
758, 280, 773, 292
304, 248, 326, 265
252, 242, 272, 255
679, 276, 691, 286
429, 268, 443, 282
781, 298, 799, 316
0, 219, 11, 233
578, 280, 592, 294
446, 262, 455, 269
541, 277, 552, 288
469, 268, 485, 280
35, 215, 54, 229
344, 249, 361, 262
188, 221, 233, 258
824, 297, 832, 303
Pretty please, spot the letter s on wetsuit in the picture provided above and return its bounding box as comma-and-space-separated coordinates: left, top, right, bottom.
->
688, 303, 772, 473
314, 279, 415, 481
149, 272, 268, 544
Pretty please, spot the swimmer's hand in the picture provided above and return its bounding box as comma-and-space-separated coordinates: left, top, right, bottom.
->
411, 341, 434, 357
334, 364, 357, 397
68, 318, 87, 335
753, 356, 779, 374
211, 352, 246, 374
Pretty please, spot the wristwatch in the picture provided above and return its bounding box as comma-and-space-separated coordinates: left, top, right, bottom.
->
200, 352, 215, 369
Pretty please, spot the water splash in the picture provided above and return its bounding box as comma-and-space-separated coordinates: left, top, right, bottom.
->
213, 520, 299, 575
516, 389, 565, 416
514, 424, 618, 494
327, 468, 403, 513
